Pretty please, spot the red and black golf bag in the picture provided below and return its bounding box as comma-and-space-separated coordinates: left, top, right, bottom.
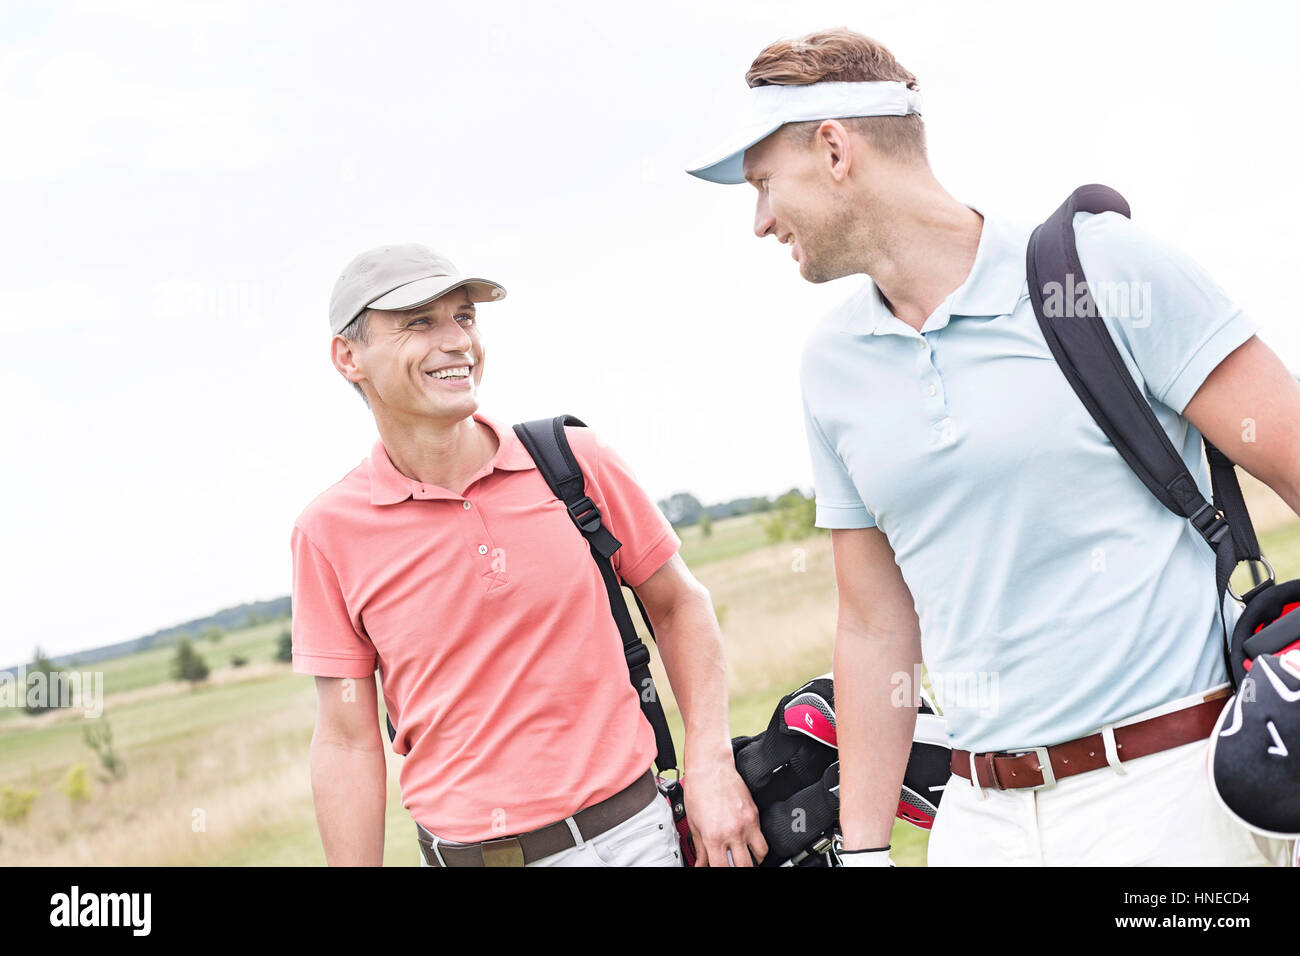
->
730, 674, 951, 866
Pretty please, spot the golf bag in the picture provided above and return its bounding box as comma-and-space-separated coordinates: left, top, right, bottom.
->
731, 673, 951, 866
1027, 185, 1300, 839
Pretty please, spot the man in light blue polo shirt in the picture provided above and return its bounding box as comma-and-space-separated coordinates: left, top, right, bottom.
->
687, 27, 1300, 866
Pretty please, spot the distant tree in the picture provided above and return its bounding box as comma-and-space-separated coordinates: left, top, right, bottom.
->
23, 647, 71, 716
698, 512, 713, 537
658, 492, 704, 527
276, 629, 293, 663
761, 488, 820, 543
173, 639, 210, 684
200, 626, 224, 644
761, 510, 789, 543
230, 655, 248, 668
84, 721, 125, 783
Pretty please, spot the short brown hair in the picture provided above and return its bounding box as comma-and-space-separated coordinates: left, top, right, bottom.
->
745, 28, 926, 164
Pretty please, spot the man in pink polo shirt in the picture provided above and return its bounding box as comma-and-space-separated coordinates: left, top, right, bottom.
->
291, 242, 764, 866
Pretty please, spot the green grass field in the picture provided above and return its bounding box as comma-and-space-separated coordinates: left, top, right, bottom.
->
3, 503, 1297, 867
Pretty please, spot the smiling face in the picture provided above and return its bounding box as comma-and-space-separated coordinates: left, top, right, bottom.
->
333, 287, 484, 425
743, 124, 863, 284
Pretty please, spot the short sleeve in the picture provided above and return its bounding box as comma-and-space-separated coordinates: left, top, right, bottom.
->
290, 524, 378, 678
582, 431, 681, 588
1073, 211, 1258, 414
802, 393, 876, 530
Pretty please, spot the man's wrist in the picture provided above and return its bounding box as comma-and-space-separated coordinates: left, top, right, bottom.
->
682, 737, 735, 776
834, 836, 895, 867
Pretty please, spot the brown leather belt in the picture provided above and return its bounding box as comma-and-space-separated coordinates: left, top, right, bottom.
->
950, 689, 1231, 791
415, 770, 659, 867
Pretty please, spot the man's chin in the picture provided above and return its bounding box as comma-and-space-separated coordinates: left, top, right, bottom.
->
798, 254, 852, 285
402, 388, 479, 421
797, 258, 830, 284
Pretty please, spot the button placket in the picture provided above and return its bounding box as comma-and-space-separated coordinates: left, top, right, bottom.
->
914, 333, 956, 445
459, 496, 507, 589
916, 334, 950, 426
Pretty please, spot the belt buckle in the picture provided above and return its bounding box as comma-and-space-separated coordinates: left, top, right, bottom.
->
1007, 746, 1056, 790
480, 836, 525, 867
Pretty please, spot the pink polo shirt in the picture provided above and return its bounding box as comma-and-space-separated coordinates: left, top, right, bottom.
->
290, 412, 680, 842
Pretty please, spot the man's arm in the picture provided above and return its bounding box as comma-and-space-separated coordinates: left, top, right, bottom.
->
831, 526, 923, 852
310, 674, 388, 866
1182, 335, 1300, 516
633, 553, 767, 867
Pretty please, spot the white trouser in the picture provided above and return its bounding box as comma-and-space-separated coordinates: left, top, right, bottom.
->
928, 686, 1296, 866
419, 790, 682, 867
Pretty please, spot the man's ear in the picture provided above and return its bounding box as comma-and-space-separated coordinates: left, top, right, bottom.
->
814, 119, 855, 183
331, 335, 365, 386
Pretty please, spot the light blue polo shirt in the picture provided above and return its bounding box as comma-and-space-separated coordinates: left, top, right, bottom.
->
801, 206, 1257, 753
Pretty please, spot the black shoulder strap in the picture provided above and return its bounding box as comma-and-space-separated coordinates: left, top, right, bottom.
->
513, 414, 679, 776
1026, 184, 1271, 671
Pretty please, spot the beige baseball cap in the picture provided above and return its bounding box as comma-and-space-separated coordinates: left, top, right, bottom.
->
328, 243, 507, 335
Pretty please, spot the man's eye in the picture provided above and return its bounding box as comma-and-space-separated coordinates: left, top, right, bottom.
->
457, 314, 476, 327
408, 317, 430, 327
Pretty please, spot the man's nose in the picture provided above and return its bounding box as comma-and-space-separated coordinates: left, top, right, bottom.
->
754, 200, 775, 239
441, 324, 473, 352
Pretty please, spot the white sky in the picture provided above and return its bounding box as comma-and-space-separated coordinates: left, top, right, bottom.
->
3, 0, 1298, 661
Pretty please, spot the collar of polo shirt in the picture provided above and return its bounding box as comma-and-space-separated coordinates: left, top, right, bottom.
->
368, 413, 537, 506
842, 207, 1030, 336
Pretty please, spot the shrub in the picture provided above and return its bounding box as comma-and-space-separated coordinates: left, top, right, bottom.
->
84, 721, 126, 782
0, 786, 37, 824
58, 764, 92, 804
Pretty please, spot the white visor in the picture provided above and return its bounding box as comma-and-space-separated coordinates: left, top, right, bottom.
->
686, 80, 922, 185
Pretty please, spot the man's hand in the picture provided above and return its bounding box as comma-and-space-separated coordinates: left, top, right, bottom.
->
681, 754, 768, 867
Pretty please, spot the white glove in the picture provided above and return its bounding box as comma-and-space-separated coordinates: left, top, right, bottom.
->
834, 836, 895, 867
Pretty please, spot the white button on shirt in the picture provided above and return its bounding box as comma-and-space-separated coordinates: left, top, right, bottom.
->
800, 207, 1256, 752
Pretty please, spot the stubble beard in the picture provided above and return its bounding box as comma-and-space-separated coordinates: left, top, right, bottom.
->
797, 197, 866, 284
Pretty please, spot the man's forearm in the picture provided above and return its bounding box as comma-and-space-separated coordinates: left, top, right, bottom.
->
835, 624, 922, 850
310, 737, 388, 865
649, 586, 733, 767
1277, 475, 1300, 519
